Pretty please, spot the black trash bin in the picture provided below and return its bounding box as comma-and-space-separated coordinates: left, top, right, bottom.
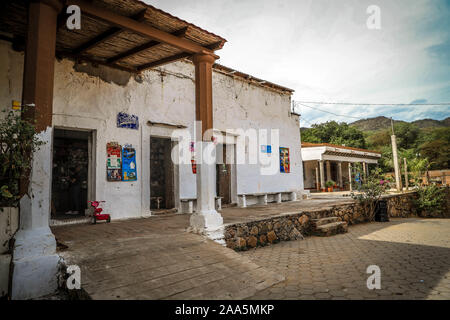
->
375, 200, 389, 222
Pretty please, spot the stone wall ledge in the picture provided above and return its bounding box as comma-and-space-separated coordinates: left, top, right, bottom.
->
225, 190, 450, 251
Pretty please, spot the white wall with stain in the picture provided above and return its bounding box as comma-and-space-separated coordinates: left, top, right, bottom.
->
0, 40, 304, 220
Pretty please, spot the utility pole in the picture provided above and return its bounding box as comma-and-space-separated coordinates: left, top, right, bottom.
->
403, 158, 409, 191
391, 118, 402, 192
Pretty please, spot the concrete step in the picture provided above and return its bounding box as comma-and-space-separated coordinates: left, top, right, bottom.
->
312, 216, 339, 227
314, 221, 348, 237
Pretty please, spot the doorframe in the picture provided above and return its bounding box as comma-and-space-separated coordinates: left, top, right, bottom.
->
149, 134, 180, 211
52, 127, 97, 214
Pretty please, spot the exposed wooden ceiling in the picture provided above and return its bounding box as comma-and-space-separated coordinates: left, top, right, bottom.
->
0, 0, 226, 73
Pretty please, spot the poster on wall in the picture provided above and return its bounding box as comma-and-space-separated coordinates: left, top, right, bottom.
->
261, 145, 272, 153
107, 142, 122, 181
122, 144, 137, 181
117, 112, 139, 130
190, 142, 196, 174
279, 147, 290, 173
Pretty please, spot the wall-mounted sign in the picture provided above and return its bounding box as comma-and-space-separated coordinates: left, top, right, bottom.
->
279, 147, 290, 173
117, 112, 139, 130
122, 145, 137, 181
261, 145, 272, 153
107, 142, 122, 181
12, 100, 21, 111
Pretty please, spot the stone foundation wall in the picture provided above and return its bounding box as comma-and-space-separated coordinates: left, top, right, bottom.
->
224, 189, 450, 250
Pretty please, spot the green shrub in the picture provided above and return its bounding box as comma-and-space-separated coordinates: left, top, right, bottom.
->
415, 184, 446, 215
351, 168, 388, 221
0, 110, 44, 207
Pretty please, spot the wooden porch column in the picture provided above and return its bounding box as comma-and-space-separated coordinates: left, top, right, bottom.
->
193, 52, 216, 140
12, 0, 63, 300
338, 161, 343, 189
190, 52, 223, 240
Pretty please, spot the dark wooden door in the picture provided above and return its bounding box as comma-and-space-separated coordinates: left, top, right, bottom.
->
216, 144, 231, 204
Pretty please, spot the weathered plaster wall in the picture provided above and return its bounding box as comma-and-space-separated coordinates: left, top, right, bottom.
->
0, 40, 303, 220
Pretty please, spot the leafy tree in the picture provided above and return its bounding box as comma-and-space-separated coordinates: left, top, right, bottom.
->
301, 121, 366, 149
418, 139, 450, 170
393, 122, 420, 150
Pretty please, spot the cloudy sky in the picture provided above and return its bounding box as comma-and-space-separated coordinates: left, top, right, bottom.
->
149, 0, 450, 127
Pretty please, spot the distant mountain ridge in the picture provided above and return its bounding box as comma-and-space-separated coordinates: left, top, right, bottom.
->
350, 116, 449, 131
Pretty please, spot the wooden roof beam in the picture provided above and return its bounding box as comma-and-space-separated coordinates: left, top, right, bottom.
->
68, 0, 219, 57
72, 9, 147, 55
137, 52, 192, 72
107, 27, 188, 64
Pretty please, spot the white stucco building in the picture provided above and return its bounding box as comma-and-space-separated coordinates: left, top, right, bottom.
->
301, 142, 381, 191
0, 41, 304, 221
0, 0, 305, 299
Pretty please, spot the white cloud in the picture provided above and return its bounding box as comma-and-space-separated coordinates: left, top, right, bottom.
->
147, 0, 450, 125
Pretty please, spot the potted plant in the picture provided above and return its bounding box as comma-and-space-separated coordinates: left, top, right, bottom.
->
325, 180, 335, 192
1, 110, 44, 254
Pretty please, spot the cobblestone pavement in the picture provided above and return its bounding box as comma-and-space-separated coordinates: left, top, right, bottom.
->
52, 215, 283, 300
243, 218, 450, 300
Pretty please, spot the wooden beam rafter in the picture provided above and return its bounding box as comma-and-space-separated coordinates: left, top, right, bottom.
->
107, 27, 188, 64
137, 52, 192, 71
67, 0, 219, 57
72, 9, 147, 55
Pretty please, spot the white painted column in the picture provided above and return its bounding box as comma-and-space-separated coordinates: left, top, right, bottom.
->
12, 129, 60, 299
348, 163, 353, 192
326, 161, 331, 183
391, 135, 402, 191
319, 160, 325, 190
190, 141, 224, 242
362, 161, 367, 181
338, 162, 343, 188
315, 166, 319, 191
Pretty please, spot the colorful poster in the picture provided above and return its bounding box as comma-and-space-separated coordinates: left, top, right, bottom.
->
117, 112, 139, 130
190, 142, 196, 174
279, 147, 290, 173
107, 142, 122, 181
122, 145, 137, 181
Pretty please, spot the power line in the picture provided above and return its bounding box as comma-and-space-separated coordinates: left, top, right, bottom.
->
294, 100, 450, 106
295, 102, 361, 119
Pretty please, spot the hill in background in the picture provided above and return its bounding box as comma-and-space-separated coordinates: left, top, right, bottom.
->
350, 116, 449, 131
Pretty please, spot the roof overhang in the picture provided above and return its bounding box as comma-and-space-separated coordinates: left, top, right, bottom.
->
0, 0, 226, 73
301, 145, 381, 163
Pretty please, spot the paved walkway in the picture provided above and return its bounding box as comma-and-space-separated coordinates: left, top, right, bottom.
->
243, 218, 450, 300
53, 215, 283, 300
53, 204, 450, 300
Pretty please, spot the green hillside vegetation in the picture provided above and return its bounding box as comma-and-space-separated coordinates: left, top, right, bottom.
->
301, 117, 450, 173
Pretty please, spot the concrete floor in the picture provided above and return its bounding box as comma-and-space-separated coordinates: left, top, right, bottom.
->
52, 200, 450, 300
53, 214, 283, 300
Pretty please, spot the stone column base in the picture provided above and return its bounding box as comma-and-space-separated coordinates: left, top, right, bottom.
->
189, 211, 224, 245
11, 227, 61, 300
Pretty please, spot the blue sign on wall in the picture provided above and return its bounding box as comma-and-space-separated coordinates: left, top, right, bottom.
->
117, 112, 139, 130
122, 145, 137, 181
261, 145, 272, 153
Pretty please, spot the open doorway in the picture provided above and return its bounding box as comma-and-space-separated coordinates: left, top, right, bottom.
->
216, 144, 231, 205
51, 129, 94, 221
150, 137, 175, 212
